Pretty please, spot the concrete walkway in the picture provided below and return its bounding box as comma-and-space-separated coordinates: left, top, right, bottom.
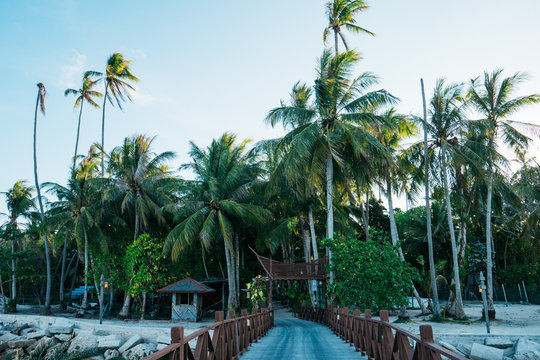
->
240, 307, 367, 360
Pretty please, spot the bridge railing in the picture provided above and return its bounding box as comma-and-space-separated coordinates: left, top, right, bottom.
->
298, 306, 467, 360
143, 307, 273, 360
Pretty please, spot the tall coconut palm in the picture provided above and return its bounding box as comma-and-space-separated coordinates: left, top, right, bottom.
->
107, 135, 175, 318
468, 69, 540, 318
33, 82, 52, 314
323, 0, 375, 54
65, 75, 102, 169
2, 181, 34, 305
86, 53, 138, 175
165, 134, 269, 309
44, 149, 101, 313
427, 79, 467, 319
266, 49, 396, 283
420, 78, 440, 317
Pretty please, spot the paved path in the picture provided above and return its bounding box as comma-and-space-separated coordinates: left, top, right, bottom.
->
240, 308, 367, 360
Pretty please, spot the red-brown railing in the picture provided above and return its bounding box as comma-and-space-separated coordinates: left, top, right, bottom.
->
298, 306, 467, 360
143, 308, 274, 360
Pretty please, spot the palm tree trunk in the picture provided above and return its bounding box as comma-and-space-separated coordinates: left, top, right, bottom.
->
81, 225, 89, 312
101, 82, 109, 176
421, 78, 440, 318
334, 29, 339, 55
59, 230, 69, 309
201, 244, 209, 279
301, 216, 316, 306
326, 151, 334, 284
33, 88, 52, 315
119, 211, 140, 319
486, 168, 496, 319
234, 233, 240, 306
11, 237, 16, 302
73, 100, 84, 169
0, 273, 5, 313
140, 291, 147, 320
308, 208, 318, 260
223, 238, 237, 309
441, 145, 465, 319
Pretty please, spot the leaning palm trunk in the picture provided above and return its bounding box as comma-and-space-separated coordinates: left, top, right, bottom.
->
441, 146, 465, 319
386, 176, 427, 316
308, 208, 318, 260
80, 226, 89, 313
73, 100, 84, 169
421, 79, 440, 317
234, 234, 240, 306
11, 237, 16, 302
100, 82, 109, 176
33, 84, 52, 314
59, 230, 69, 309
485, 168, 495, 318
326, 152, 334, 284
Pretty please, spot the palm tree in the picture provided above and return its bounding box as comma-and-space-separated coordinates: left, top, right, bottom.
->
266, 49, 395, 283
2, 181, 34, 305
468, 69, 540, 319
33, 82, 52, 314
107, 135, 175, 318
420, 78, 440, 318
65, 74, 102, 169
165, 134, 268, 309
323, 0, 374, 54
427, 79, 467, 319
44, 149, 101, 313
86, 53, 138, 175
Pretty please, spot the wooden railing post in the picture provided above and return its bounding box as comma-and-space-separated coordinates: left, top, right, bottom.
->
419, 325, 435, 360
379, 310, 394, 360
171, 326, 184, 360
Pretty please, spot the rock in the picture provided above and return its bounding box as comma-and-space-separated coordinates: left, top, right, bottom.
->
123, 343, 157, 360
48, 323, 75, 334
14, 323, 30, 335
8, 339, 36, 349
26, 336, 54, 353
156, 336, 170, 345
97, 335, 124, 349
456, 342, 473, 356
104, 349, 120, 359
514, 352, 540, 360
484, 337, 514, 349
470, 343, 504, 360
0, 334, 20, 352
515, 339, 540, 355
27, 330, 48, 340
20, 327, 39, 337
68, 331, 98, 353
439, 341, 458, 353
118, 334, 143, 353
44, 343, 64, 358
54, 334, 72, 342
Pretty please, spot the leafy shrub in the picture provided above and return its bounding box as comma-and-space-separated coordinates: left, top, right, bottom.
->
323, 236, 419, 311
5, 298, 17, 313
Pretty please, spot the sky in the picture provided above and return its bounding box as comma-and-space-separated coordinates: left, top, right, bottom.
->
1, 0, 539, 216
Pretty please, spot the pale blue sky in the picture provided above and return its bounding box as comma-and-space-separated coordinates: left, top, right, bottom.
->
1, 0, 539, 215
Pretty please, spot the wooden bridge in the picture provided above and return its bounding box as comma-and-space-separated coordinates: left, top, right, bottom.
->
142, 304, 467, 360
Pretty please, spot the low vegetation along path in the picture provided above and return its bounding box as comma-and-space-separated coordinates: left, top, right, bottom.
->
241, 307, 367, 360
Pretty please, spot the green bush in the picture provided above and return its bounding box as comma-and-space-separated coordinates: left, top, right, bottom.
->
5, 298, 17, 313
323, 236, 419, 311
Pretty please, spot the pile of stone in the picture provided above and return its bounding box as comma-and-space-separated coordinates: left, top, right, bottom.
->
0, 320, 171, 360
439, 337, 540, 360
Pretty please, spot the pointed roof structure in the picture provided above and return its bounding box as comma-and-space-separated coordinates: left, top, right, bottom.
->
157, 277, 216, 293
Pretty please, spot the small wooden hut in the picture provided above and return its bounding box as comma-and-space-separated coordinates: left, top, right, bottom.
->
157, 277, 215, 321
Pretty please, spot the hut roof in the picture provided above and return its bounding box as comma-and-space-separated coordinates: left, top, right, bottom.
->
157, 277, 215, 294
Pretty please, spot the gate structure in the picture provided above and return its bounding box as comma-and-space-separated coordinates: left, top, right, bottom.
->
251, 247, 328, 307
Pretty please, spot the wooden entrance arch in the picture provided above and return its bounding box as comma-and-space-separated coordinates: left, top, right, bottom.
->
251, 247, 328, 307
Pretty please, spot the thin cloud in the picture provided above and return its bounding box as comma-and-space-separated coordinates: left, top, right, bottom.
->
59, 49, 86, 89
